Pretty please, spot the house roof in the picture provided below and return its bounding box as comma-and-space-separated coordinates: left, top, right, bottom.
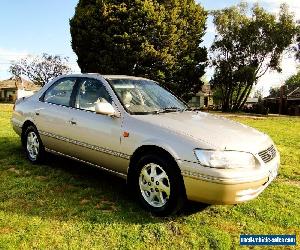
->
246, 97, 259, 103
0, 77, 40, 91
265, 86, 300, 101
287, 87, 300, 98
195, 84, 212, 96
201, 84, 211, 94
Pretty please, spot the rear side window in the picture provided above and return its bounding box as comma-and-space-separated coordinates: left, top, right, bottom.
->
43, 78, 76, 106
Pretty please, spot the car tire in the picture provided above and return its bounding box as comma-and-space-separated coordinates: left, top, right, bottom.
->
133, 153, 186, 216
24, 125, 45, 164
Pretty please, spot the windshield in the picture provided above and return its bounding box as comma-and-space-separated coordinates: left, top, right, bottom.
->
109, 79, 187, 114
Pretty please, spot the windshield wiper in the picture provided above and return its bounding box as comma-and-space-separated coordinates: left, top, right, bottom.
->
154, 107, 183, 114
182, 107, 195, 111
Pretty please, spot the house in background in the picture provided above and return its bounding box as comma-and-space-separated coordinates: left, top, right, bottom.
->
188, 84, 214, 108
264, 86, 300, 116
244, 97, 259, 108
0, 77, 40, 102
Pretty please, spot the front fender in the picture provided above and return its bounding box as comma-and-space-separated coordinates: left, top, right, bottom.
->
133, 139, 181, 161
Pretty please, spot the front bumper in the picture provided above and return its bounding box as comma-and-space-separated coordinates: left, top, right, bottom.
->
183, 175, 273, 204
11, 119, 22, 136
180, 156, 279, 204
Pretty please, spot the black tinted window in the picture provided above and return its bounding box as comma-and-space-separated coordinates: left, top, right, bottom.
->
44, 78, 76, 106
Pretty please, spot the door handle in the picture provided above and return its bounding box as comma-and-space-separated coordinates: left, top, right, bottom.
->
69, 120, 77, 125
35, 108, 43, 116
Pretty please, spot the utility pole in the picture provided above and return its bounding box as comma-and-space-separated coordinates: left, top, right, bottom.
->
279, 85, 287, 115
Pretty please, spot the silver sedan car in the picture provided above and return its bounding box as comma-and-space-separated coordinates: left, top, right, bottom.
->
11, 74, 280, 216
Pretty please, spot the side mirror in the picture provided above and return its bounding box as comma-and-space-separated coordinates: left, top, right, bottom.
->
95, 102, 119, 117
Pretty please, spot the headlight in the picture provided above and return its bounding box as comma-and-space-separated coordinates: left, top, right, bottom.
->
194, 149, 256, 169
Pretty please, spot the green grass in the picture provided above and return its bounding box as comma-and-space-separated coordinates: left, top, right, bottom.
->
0, 104, 299, 249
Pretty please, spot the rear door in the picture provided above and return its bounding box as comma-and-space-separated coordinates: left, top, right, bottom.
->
34, 77, 79, 156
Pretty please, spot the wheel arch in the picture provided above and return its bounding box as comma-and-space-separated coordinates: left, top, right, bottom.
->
21, 120, 37, 146
127, 144, 185, 192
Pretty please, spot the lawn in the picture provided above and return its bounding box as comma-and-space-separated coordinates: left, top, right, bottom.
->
0, 103, 299, 249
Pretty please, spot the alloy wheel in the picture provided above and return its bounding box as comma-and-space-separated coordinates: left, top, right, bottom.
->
26, 131, 40, 160
139, 163, 171, 208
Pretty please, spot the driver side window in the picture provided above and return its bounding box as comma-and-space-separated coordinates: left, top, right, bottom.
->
75, 78, 112, 111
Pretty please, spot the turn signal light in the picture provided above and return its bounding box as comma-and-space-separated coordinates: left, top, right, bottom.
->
123, 131, 129, 137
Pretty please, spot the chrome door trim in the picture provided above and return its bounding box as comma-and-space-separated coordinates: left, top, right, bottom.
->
39, 130, 131, 160
45, 148, 127, 179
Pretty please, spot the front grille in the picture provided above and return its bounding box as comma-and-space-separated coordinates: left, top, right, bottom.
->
258, 145, 276, 163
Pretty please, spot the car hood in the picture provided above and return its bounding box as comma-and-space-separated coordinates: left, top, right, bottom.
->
133, 111, 272, 153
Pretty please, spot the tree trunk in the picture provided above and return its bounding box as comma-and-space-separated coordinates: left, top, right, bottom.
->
232, 82, 242, 109
232, 82, 253, 111
237, 85, 253, 110
222, 84, 230, 112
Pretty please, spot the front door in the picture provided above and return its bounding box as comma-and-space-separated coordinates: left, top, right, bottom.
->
66, 77, 128, 174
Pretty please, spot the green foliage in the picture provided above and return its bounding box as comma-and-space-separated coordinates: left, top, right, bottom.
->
9, 54, 71, 86
0, 104, 299, 249
268, 87, 280, 97
70, 0, 207, 99
212, 87, 223, 105
268, 69, 300, 97
294, 20, 300, 61
210, 2, 298, 112
285, 69, 300, 90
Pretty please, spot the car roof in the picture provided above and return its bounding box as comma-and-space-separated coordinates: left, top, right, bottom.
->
67, 73, 149, 81
102, 75, 149, 81
43, 74, 152, 89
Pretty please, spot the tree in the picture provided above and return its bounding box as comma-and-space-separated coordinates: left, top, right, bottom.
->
253, 87, 263, 101
268, 87, 280, 97
268, 69, 300, 97
294, 20, 300, 61
212, 87, 223, 106
9, 53, 71, 86
210, 2, 298, 112
285, 69, 300, 90
70, 0, 207, 100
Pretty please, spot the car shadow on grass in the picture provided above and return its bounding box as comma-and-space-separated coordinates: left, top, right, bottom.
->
1, 141, 210, 224
44, 153, 210, 218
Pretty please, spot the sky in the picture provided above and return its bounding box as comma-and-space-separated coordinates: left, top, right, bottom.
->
0, 0, 299, 96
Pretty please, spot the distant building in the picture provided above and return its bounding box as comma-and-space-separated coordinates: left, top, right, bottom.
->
264, 86, 300, 116
0, 77, 40, 102
188, 84, 213, 108
244, 97, 259, 108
